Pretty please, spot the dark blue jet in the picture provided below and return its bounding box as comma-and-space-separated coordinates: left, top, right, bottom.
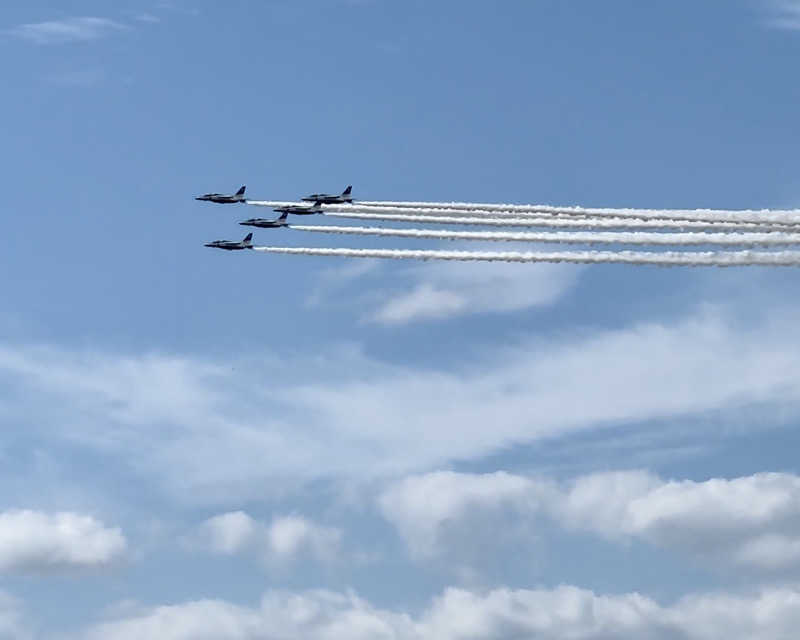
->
239, 212, 290, 229
272, 202, 324, 216
196, 185, 247, 204
301, 185, 352, 204
205, 232, 254, 250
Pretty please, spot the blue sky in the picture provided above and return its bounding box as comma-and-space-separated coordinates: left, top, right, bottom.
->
2, 1, 800, 638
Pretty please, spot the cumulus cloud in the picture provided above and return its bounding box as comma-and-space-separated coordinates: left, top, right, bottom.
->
199, 511, 257, 555
0, 510, 126, 573
268, 515, 341, 559
8, 17, 128, 45
80, 585, 800, 640
557, 471, 800, 570
378, 471, 541, 557
197, 512, 341, 564
380, 470, 800, 571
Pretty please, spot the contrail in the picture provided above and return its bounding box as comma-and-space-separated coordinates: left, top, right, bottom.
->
246, 199, 800, 226
252, 246, 800, 267
330, 205, 603, 223
288, 224, 800, 247
246, 200, 299, 208
337, 203, 800, 227
321, 211, 788, 233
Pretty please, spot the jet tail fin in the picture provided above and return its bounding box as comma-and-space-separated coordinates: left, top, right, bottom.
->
279, 211, 289, 222
342, 185, 352, 196
236, 186, 246, 196
243, 232, 253, 245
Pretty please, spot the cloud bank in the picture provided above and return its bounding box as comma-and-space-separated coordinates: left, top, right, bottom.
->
380, 470, 800, 571
80, 585, 800, 640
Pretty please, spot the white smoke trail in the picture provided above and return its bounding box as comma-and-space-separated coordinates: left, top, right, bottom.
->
245, 199, 800, 226
246, 200, 299, 208
338, 203, 800, 227
288, 224, 800, 247
252, 246, 800, 267
321, 211, 786, 233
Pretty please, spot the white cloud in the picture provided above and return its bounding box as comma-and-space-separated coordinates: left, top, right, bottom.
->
380, 470, 800, 572
557, 472, 800, 570
290, 309, 800, 479
306, 249, 582, 324
9, 17, 129, 45
267, 515, 341, 560
373, 282, 467, 324
0, 591, 31, 640
378, 471, 541, 557
199, 511, 257, 555
2, 305, 800, 504
197, 512, 341, 564
0, 510, 126, 573
764, 1, 800, 30
80, 585, 800, 640
135, 13, 162, 24
733, 534, 800, 569
370, 259, 583, 324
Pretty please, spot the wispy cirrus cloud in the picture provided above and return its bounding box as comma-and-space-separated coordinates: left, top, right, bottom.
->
309, 249, 583, 325
8, 17, 129, 45
2, 302, 800, 505
134, 13, 161, 24
762, 1, 800, 30
369, 260, 582, 325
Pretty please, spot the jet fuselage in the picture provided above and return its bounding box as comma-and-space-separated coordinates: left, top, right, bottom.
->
301, 195, 352, 204
204, 233, 253, 250
204, 241, 252, 250
195, 194, 246, 204
301, 185, 352, 204
195, 185, 247, 204
240, 215, 289, 229
273, 204, 322, 215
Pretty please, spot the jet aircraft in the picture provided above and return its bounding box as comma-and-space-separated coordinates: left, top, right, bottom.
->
204, 232, 254, 250
301, 185, 352, 204
273, 202, 324, 216
239, 212, 289, 228
196, 185, 247, 204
